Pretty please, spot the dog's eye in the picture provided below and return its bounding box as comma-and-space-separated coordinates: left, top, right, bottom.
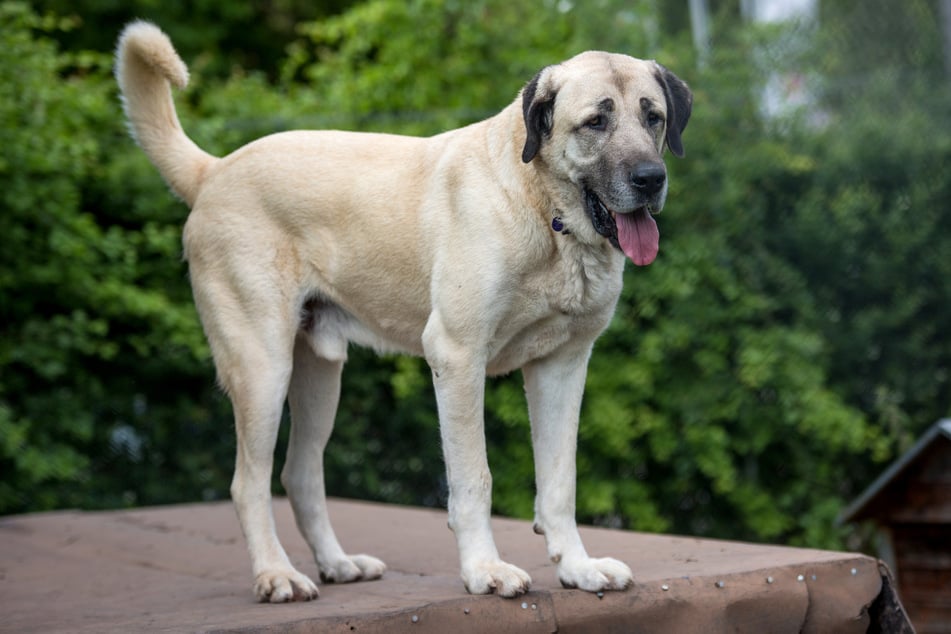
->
647, 112, 664, 127
585, 115, 606, 131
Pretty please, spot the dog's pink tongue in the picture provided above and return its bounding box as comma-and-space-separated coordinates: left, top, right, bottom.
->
616, 209, 659, 266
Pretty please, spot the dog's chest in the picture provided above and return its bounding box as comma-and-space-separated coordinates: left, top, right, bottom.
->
484, 246, 623, 375
539, 236, 625, 314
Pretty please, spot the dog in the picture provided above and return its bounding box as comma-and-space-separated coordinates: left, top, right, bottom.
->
115, 21, 691, 603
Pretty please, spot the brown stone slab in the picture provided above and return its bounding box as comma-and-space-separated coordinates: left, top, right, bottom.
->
0, 498, 893, 632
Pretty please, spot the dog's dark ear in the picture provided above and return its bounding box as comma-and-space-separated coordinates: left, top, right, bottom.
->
521, 67, 556, 163
654, 64, 692, 158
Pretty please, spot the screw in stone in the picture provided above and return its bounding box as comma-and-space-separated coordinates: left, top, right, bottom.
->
464, 608, 470, 615
810, 574, 817, 581
661, 584, 670, 591
521, 602, 528, 609
597, 591, 605, 599
411, 615, 419, 623
851, 568, 858, 576
766, 576, 774, 584
715, 580, 725, 588
531, 604, 538, 610
797, 575, 805, 582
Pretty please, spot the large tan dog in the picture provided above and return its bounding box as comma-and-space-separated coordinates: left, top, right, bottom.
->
116, 21, 691, 603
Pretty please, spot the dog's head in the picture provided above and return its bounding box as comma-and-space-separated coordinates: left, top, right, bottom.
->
521, 52, 692, 266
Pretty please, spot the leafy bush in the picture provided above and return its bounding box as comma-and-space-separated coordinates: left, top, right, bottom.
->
2, 1, 948, 555
0, 3, 221, 511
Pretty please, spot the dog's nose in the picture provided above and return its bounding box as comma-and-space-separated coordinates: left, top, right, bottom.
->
631, 162, 666, 196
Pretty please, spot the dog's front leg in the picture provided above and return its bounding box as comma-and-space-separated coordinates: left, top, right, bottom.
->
523, 342, 634, 592
424, 320, 532, 597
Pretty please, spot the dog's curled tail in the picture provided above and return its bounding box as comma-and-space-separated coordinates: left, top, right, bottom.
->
115, 21, 215, 207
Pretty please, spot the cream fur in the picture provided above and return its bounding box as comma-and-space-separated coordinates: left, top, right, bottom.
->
115, 20, 689, 602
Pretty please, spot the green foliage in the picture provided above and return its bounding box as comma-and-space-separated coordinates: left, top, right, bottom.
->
0, 2, 223, 511
30, 0, 356, 81
279, 0, 665, 135
2, 0, 949, 557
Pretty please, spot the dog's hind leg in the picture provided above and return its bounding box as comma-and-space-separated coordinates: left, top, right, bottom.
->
226, 329, 321, 603
192, 263, 319, 602
282, 335, 386, 584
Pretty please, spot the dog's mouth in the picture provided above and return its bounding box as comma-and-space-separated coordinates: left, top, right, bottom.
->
583, 188, 659, 266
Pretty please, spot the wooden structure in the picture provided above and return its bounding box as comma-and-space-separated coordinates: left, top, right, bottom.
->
1, 497, 912, 632
841, 418, 951, 633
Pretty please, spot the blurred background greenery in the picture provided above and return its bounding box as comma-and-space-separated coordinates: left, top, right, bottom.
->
1, 0, 949, 554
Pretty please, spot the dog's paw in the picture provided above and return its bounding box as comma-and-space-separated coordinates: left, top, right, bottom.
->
558, 556, 633, 592
319, 554, 387, 584
254, 568, 320, 603
462, 560, 532, 597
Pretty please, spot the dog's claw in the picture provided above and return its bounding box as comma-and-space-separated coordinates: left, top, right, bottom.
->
557, 556, 633, 593
254, 569, 320, 603
319, 554, 386, 583
462, 560, 532, 597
